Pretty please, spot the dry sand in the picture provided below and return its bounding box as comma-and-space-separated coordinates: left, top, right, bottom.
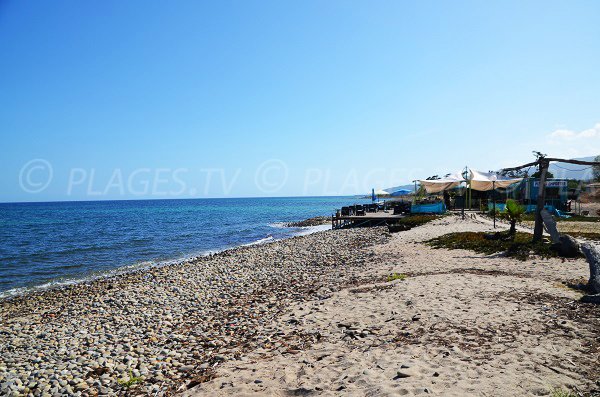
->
186, 215, 599, 397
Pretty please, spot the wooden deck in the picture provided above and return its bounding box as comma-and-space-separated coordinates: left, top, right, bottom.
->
332, 212, 405, 229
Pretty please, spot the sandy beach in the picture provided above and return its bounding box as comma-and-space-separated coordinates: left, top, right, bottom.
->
1, 215, 599, 396
184, 216, 599, 397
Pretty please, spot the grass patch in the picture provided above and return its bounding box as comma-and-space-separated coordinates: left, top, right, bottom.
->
549, 387, 577, 397
117, 370, 143, 388
397, 215, 440, 228
565, 232, 600, 241
427, 231, 558, 260
387, 273, 407, 282
561, 215, 600, 222
558, 278, 588, 296
522, 213, 600, 223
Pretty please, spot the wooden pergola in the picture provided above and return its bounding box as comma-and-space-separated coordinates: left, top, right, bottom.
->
501, 153, 599, 242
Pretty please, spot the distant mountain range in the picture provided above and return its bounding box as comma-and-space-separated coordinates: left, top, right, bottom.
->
547, 156, 597, 180
384, 156, 598, 193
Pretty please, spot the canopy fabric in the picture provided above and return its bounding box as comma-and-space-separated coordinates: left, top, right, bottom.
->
390, 188, 413, 196
411, 202, 446, 214
468, 170, 522, 191
418, 173, 465, 193
416, 169, 522, 194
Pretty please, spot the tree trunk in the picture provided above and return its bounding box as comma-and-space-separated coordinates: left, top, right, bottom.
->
533, 160, 549, 242
509, 221, 516, 236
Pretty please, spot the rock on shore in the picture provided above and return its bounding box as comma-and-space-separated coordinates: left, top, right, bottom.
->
284, 216, 331, 227
0, 227, 389, 396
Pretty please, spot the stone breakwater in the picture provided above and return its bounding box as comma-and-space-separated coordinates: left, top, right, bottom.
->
0, 227, 390, 396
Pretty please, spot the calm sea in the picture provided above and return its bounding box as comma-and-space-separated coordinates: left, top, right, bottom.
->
0, 196, 369, 297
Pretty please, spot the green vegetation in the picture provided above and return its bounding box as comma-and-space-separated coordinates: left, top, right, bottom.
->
397, 215, 440, 228
499, 199, 526, 236
549, 387, 577, 397
117, 370, 143, 388
387, 273, 407, 282
560, 215, 600, 222
427, 231, 560, 260
565, 232, 600, 241
532, 169, 555, 178
487, 208, 501, 217
521, 213, 600, 223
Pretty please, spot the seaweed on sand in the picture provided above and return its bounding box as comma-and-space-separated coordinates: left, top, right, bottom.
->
427, 231, 560, 260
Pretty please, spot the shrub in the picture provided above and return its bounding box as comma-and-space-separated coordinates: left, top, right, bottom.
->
427, 231, 559, 260
118, 370, 143, 388
397, 215, 440, 228
387, 273, 407, 282
499, 199, 526, 236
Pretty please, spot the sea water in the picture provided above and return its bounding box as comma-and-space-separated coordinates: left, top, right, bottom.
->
0, 196, 369, 297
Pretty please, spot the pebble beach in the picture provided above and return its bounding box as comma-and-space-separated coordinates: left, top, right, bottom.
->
0, 226, 389, 396
1, 215, 599, 396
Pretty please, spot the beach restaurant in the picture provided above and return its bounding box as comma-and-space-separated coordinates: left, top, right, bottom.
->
417, 169, 523, 212
507, 178, 570, 212
332, 169, 572, 229
418, 171, 572, 214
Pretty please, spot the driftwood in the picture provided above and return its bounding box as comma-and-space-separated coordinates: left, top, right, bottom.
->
556, 235, 581, 258
540, 209, 561, 244
581, 295, 600, 304
388, 224, 410, 233
540, 209, 580, 257
581, 243, 600, 295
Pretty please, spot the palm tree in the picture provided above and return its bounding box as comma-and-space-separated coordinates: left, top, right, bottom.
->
500, 199, 526, 237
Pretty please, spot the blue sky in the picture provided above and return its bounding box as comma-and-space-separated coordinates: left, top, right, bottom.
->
1, 0, 599, 202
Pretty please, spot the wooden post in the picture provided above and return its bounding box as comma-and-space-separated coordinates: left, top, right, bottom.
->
533, 159, 549, 242
492, 181, 496, 229
461, 186, 465, 220
413, 180, 417, 204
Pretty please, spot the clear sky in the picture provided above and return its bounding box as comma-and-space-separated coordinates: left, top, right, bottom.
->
1, 0, 599, 202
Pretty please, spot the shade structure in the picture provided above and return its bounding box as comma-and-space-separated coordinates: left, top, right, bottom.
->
418, 173, 465, 193
468, 170, 522, 191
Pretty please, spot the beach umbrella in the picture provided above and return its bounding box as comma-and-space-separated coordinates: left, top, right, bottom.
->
373, 189, 391, 197
390, 188, 413, 197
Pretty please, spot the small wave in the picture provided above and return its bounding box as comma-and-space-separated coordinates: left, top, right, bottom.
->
0, 278, 83, 299
0, 251, 215, 300
293, 224, 332, 236
268, 222, 288, 228
0, 225, 331, 300
241, 236, 275, 247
